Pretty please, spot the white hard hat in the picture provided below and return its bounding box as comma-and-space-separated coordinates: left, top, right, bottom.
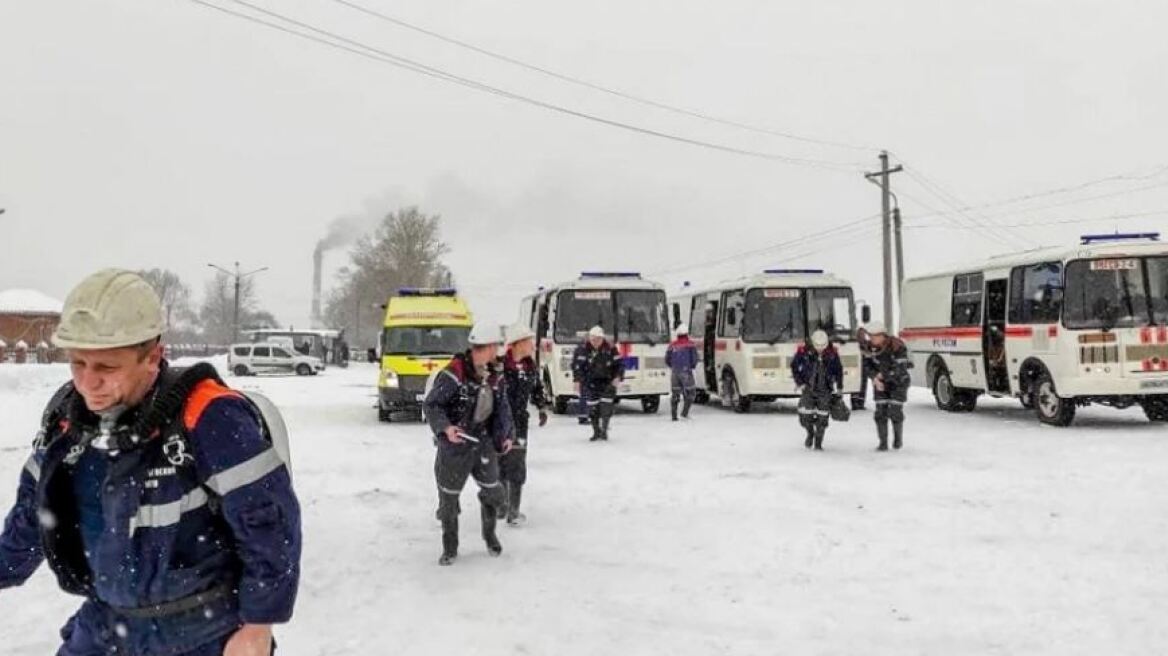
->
811, 329, 830, 350
864, 321, 888, 336
588, 325, 606, 339
675, 324, 689, 336
505, 323, 536, 345
53, 269, 165, 350
468, 322, 503, 346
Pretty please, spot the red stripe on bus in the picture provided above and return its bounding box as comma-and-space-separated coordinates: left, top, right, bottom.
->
1005, 327, 1034, 339
900, 327, 983, 339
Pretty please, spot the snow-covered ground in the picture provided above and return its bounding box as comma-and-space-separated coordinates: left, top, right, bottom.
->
1, 361, 1165, 655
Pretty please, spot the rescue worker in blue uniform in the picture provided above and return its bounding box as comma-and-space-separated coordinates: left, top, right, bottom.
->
571, 326, 625, 442
424, 323, 514, 566
864, 321, 913, 451
497, 324, 548, 526
665, 325, 699, 421
0, 269, 301, 655
791, 329, 844, 450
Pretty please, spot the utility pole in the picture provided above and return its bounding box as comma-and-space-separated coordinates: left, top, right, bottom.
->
893, 203, 905, 303
208, 261, 269, 344
864, 151, 903, 333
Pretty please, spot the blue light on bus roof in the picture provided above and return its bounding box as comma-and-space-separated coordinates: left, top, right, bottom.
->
1081, 232, 1160, 245
397, 287, 458, 297
764, 269, 825, 275
580, 272, 642, 279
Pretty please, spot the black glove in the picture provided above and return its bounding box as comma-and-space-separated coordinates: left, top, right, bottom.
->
538, 411, 548, 427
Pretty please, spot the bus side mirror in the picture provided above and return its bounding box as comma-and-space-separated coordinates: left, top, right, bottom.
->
860, 304, 872, 324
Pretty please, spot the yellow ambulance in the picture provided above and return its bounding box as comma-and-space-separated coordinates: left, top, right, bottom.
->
377, 288, 473, 422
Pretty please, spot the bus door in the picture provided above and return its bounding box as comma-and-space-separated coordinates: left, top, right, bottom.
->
983, 278, 1010, 393
702, 298, 719, 390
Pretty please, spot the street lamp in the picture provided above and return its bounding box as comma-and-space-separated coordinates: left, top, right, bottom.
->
207, 261, 269, 344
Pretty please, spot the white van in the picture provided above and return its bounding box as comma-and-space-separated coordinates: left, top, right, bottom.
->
228, 343, 324, 377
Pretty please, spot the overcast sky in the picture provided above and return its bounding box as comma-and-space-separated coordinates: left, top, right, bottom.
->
2, 0, 1166, 336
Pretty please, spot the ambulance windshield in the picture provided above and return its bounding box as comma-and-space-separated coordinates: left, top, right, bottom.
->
382, 326, 470, 356
1063, 258, 1151, 329
742, 288, 805, 343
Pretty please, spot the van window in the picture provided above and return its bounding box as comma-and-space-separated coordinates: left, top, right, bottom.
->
233, 346, 250, 357
253, 346, 271, 357
272, 347, 292, 358
951, 273, 984, 326
721, 290, 745, 338
1008, 262, 1063, 324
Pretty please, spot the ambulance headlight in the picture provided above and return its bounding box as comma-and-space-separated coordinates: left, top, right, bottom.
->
381, 370, 400, 388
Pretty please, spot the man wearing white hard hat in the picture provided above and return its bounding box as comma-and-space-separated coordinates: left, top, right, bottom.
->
791, 329, 845, 450
424, 322, 514, 565
497, 324, 548, 526
0, 269, 300, 654
665, 324, 699, 421
570, 325, 626, 441
863, 321, 913, 451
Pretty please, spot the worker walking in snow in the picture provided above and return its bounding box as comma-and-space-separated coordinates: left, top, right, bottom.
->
498, 324, 548, 526
665, 325, 699, 421
571, 326, 625, 441
425, 323, 514, 566
791, 329, 844, 450
864, 321, 913, 451
0, 269, 301, 655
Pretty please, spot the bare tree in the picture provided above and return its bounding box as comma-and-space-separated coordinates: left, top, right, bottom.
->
137, 268, 195, 338
198, 272, 279, 344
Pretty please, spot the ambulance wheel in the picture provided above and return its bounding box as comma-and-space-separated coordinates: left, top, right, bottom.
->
1142, 395, 1168, 422
232, 364, 250, 377
1034, 372, 1076, 426
553, 396, 570, 415
378, 404, 392, 423
693, 390, 710, 405
641, 397, 660, 414
723, 373, 752, 413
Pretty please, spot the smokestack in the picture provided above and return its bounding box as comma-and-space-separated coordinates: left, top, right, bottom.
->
311, 244, 323, 327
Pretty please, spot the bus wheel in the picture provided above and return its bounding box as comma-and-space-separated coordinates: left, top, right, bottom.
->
932, 369, 960, 412
1142, 395, 1168, 422
723, 374, 752, 413
1034, 372, 1076, 426
641, 397, 660, 414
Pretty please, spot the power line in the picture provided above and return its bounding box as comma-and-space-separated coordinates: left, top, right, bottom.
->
905, 208, 1168, 231
189, 0, 863, 171
326, 0, 878, 154
899, 163, 1041, 248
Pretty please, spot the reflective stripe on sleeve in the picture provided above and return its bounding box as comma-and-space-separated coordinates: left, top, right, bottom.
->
205, 448, 284, 496
128, 488, 210, 534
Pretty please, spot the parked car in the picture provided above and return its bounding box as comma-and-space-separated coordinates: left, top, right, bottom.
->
228, 342, 324, 377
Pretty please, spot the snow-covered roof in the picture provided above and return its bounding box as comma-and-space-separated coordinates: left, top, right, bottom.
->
0, 289, 63, 315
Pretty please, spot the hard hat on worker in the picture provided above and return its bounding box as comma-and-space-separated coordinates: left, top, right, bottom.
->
505, 324, 536, 345
468, 322, 503, 346
52, 269, 165, 350
864, 321, 888, 336
811, 329, 830, 350
588, 326, 606, 339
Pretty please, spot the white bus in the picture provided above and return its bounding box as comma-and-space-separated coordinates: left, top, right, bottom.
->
668, 269, 865, 412
518, 272, 671, 414
900, 232, 1168, 425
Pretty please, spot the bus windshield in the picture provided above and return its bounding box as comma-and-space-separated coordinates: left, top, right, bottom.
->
381, 326, 469, 356
554, 289, 669, 344
554, 290, 616, 342
1149, 257, 1168, 325
742, 288, 805, 343
807, 287, 856, 340
1063, 258, 1151, 329
615, 290, 670, 344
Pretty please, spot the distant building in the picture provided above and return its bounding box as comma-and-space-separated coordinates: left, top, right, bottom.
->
0, 289, 63, 363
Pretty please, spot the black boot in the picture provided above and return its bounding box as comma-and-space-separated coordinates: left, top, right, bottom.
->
506, 484, 525, 526
671, 399, 679, 422
439, 521, 458, 566
876, 420, 889, 451
496, 482, 510, 520
681, 396, 692, 419
481, 503, 502, 556
804, 428, 814, 449
589, 411, 603, 441
600, 404, 613, 440
893, 422, 903, 450
814, 425, 825, 451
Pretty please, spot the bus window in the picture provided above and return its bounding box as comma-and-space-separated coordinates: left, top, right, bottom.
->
1064, 259, 1149, 329
742, 288, 804, 343
806, 287, 855, 339
721, 290, 745, 338
951, 273, 985, 326
615, 290, 669, 344
554, 290, 616, 342
688, 294, 707, 337
1008, 262, 1063, 324
1149, 257, 1168, 324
